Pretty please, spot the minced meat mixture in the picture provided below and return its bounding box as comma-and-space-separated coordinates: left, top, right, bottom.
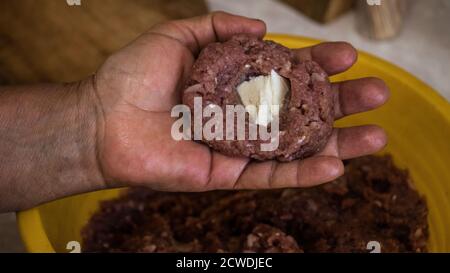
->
82, 155, 428, 253
182, 34, 334, 161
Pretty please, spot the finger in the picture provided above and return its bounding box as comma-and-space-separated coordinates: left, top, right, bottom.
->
294, 42, 357, 75
149, 11, 266, 54
333, 77, 390, 119
319, 125, 388, 160
202, 152, 250, 190
232, 156, 344, 190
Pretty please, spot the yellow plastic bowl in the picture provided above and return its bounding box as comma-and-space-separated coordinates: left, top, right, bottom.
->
17, 34, 450, 253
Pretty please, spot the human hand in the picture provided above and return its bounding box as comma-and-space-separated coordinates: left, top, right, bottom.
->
91, 11, 389, 192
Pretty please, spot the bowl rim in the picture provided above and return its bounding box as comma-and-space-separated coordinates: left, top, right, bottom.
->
16, 34, 450, 253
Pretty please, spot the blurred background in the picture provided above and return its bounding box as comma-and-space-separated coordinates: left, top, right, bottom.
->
0, 0, 449, 252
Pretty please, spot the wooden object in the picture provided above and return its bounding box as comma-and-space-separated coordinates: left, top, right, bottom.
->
280, 0, 355, 23
0, 0, 208, 84
356, 0, 407, 40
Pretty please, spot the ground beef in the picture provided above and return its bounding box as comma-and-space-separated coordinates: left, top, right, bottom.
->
82, 155, 428, 253
182, 34, 334, 161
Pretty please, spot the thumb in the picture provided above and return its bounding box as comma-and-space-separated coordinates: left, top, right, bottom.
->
148, 11, 267, 55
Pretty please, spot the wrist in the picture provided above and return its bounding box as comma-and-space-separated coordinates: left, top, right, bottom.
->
0, 79, 107, 211
71, 76, 107, 191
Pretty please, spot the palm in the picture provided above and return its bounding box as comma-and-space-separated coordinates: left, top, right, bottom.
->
93, 33, 220, 191
92, 12, 389, 191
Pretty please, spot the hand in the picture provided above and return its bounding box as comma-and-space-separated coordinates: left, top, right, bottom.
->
92, 11, 389, 192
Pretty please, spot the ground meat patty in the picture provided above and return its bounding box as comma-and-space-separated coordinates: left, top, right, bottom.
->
182, 34, 334, 161
82, 155, 428, 253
